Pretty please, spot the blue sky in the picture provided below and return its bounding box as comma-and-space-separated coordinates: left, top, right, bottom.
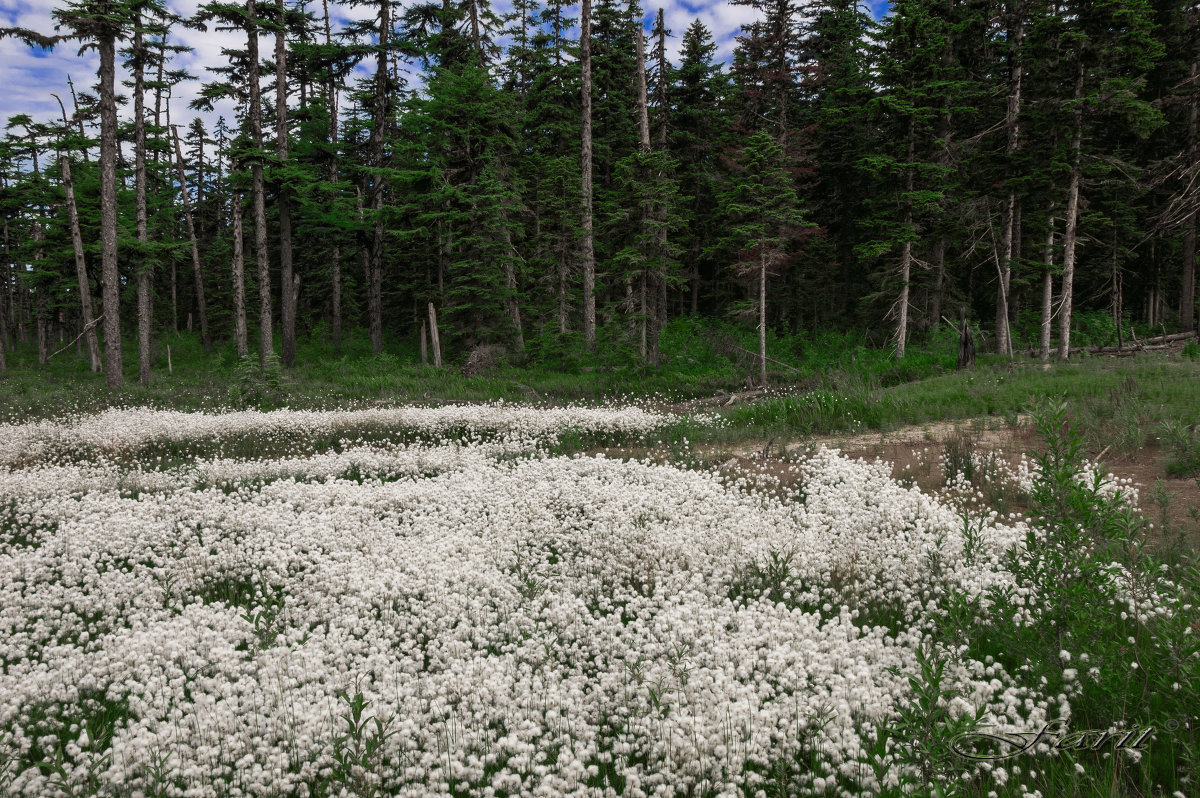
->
1, 0, 887, 155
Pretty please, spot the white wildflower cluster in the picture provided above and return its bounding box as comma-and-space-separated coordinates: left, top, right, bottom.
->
0, 404, 698, 467
1074, 462, 1140, 505
0, 414, 1082, 797
937, 447, 1139, 511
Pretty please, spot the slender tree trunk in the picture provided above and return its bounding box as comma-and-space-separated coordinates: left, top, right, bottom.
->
635, 27, 651, 361
1184, 221, 1196, 333
501, 219, 525, 352
323, 0, 342, 349
36, 287, 48, 365
558, 251, 569, 333
896, 127, 915, 359
277, 0, 296, 366
246, 0, 274, 368
134, 23, 152, 385
367, 0, 390, 355
231, 193, 249, 358
428, 302, 442, 368
355, 186, 372, 342
172, 125, 210, 350
67, 76, 88, 162
60, 152, 103, 371
33, 208, 47, 365
1181, 58, 1197, 333
0, 215, 8, 368
153, 39, 165, 166
18, 255, 29, 344
996, 13, 1023, 355
653, 9, 668, 149
759, 247, 767, 385
99, 33, 123, 389
1, 213, 11, 352
1058, 61, 1084, 360
1112, 236, 1123, 348
638, 277, 647, 359
931, 237, 946, 331
1040, 209, 1054, 362
580, 0, 596, 352
636, 29, 651, 147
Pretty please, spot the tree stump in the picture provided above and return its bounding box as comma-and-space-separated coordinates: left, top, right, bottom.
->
957, 320, 975, 370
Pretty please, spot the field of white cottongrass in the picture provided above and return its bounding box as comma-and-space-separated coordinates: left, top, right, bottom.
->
0, 404, 1196, 797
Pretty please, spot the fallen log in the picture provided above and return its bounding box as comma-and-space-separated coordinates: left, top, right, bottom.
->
1016, 330, 1197, 357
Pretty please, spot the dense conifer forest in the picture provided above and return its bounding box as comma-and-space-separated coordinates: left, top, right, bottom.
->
0, 0, 1196, 387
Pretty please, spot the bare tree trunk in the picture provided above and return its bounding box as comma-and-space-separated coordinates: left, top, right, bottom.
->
172, 125, 211, 350
636, 27, 651, 361
246, 0, 274, 368
231, 193, 249, 358
35, 196, 47, 364
67, 76, 88, 162
1184, 221, 1196, 333
501, 220, 525, 352
51, 90, 101, 369
1040, 211, 1054, 362
357, 185, 382, 354
930, 237, 946, 333
331, 248, 342, 347
897, 244, 912, 359
996, 11, 1023, 355
1112, 237, 1124, 349
134, 22, 152, 385
638, 277, 647, 359
1057, 61, 1084, 360
558, 252, 569, 334
36, 288, 48, 365
367, 0, 390, 355
355, 186, 372, 343
759, 247, 768, 385
653, 9, 668, 148
896, 130, 914, 359
1182, 58, 1197, 333
636, 29, 651, 147
99, 33, 124, 389
428, 302, 442, 368
0, 214, 8, 368
276, 0, 296, 367
323, 0, 342, 350
53, 98, 103, 372
580, 0, 596, 352
1148, 242, 1158, 326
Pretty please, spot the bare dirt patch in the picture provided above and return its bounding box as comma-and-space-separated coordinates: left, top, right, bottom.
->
628, 416, 1200, 552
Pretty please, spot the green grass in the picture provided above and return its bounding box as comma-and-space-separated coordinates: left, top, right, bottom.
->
4, 321, 1199, 461
0, 317, 966, 419
728, 358, 1200, 441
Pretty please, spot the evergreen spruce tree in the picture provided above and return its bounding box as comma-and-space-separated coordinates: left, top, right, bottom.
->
715, 130, 805, 384
671, 19, 731, 315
